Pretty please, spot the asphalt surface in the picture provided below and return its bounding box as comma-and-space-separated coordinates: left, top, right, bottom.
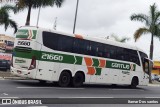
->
0, 79, 160, 107
0, 79, 160, 98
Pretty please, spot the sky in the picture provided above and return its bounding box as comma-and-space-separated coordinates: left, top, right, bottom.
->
0, 0, 160, 60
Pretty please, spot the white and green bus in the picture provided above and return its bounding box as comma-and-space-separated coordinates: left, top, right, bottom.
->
11, 26, 150, 88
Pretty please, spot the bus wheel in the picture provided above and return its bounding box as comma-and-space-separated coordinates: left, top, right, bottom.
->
72, 72, 84, 87
58, 71, 71, 87
130, 77, 138, 89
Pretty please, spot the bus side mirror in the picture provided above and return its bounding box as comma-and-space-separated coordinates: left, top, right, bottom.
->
144, 58, 151, 74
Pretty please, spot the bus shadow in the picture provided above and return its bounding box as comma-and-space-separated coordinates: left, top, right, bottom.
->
82, 84, 145, 90
12, 79, 145, 90
12, 79, 56, 87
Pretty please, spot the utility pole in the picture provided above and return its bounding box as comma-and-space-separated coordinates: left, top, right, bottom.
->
36, 7, 41, 27
73, 0, 79, 34
53, 17, 57, 30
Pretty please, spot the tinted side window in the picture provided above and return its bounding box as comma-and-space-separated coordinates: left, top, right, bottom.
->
80, 39, 90, 55
123, 48, 130, 61
103, 45, 111, 58
128, 49, 140, 65
140, 52, 148, 59
43, 32, 59, 50
109, 46, 117, 59
97, 43, 103, 57
43, 31, 73, 52
140, 51, 148, 64
72, 38, 80, 54
58, 35, 73, 52
90, 41, 98, 56
116, 47, 125, 60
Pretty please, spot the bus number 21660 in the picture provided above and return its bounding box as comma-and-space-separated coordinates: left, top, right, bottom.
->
41, 53, 63, 61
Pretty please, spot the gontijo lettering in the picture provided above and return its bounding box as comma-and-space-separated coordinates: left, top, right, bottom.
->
112, 63, 130, 69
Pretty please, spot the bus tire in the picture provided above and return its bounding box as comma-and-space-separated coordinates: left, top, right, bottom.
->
130, 77, 138, 89
58, 71, 71, 87
72, 72, 84, 87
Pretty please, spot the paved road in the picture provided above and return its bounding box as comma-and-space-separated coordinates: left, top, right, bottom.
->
0, 79, 160, 107
0, 79, 160, 98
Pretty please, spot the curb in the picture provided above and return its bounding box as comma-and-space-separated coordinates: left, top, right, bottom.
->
0, 76, 26, 80
148, 84, 160, 87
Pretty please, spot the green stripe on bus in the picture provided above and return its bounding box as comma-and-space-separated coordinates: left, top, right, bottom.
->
16, 29, 37, 39
75, 56, 83, 65
13, 50, 36, 59
95, 68, 102, 75
92, 58, 99, 67
16, 30, 28, 38
14, 50, 81, 65
32, 30, 37, 39
13, 50, 136, 71
133, 64, 136, 71
40, 51, 75, 64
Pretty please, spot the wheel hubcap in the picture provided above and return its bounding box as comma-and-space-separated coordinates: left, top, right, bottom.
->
62, 76, 68, 83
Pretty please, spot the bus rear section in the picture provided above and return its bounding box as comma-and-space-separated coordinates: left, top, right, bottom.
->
11, 28, 38, 79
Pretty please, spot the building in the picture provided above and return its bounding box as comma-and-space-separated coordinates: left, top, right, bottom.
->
0, 34, 15, 52
152, 61, 160, 75
0, 53, 12, 60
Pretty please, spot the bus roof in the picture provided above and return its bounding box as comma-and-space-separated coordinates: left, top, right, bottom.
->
18, 26, 146, 53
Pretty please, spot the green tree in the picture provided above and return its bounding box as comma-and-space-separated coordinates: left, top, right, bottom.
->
109, 34, 130, 43
130, 3, 160, 83
15, 0, 64, 25
0, 4, 18, 33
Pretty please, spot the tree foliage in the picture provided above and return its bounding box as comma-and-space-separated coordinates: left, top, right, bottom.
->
15, 0, 65, 25
130, 3, 160, 83
0, 4, 18, 33
130, 3, 160, 59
